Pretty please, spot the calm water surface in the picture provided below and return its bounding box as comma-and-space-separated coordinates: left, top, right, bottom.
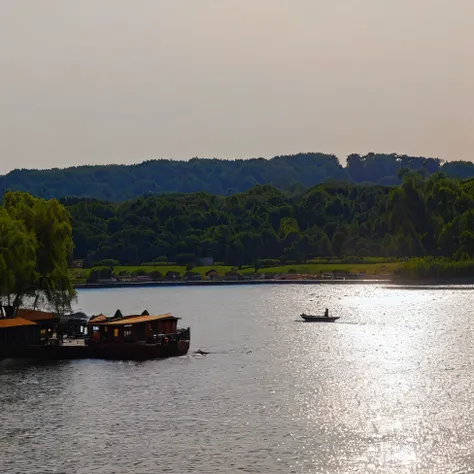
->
1, 284, 474, 473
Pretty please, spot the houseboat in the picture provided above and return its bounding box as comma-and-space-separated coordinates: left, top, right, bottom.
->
0, 309, 190, 361
0, 317, 41, 358
0, 309, 64, 359
87, 311, 191, 360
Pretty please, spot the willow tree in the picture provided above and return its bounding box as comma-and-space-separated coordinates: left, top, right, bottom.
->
0, 192, 76, 316
0, 207, 37, 317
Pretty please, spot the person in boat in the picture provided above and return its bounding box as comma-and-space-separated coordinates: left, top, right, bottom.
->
324, 308, 329, 318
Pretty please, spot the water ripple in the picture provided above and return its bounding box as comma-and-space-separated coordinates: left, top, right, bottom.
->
1, 284, 474, 473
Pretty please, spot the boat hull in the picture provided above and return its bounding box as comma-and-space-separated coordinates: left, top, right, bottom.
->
0, 342, 190, 361
0, 344, 86, 360
87, 340, 190, 361
300, 315, 339, 322
0, 336, 190, 361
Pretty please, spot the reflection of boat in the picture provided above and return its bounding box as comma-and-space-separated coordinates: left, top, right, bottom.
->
300, 313, 339, 322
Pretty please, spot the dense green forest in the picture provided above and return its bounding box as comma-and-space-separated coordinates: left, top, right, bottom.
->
63, 172, 474, 269
4, 152, 474, 202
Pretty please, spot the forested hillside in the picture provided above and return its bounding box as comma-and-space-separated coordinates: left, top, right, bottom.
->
3, 152, 473, 201
64, 172, 474, 266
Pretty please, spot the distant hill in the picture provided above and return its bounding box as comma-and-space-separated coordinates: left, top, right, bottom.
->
1, 152, 473, 201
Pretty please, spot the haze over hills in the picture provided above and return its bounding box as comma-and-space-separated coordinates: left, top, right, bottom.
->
1, 152, 474, 201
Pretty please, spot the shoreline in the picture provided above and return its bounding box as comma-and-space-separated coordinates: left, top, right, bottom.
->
74, 276, 474, 290
75, 278, 392, 289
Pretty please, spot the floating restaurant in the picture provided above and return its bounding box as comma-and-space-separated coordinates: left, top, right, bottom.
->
0, 308, 190, 361
0, 317, 40, 348
87, 311, 190, 360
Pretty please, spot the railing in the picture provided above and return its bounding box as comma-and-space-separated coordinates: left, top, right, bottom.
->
85, 327, 191, 345
142, 327, 190, 345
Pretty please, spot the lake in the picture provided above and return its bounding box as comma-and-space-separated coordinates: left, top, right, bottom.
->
1, 283, 474, 473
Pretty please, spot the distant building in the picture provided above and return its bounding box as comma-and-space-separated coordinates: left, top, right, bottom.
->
134, 275, 153, 282
97, 278, 118, 283
184, 271, 201, 281
118, 275, 133, 282
225, 270, 240, 280
199, 257, 214, 266
205, 269, 220, 280
377, 265, 391, 275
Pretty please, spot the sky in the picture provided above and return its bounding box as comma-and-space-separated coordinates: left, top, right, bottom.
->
1, 0, 473, 175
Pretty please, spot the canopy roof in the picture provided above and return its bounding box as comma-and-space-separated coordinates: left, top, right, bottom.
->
0, 318, 38, 328
16, 309, 56, 321
94, 313, 178, 326
88, 314, 107, 324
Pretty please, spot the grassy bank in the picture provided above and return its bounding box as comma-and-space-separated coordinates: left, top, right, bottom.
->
395, 257, 474, 280
69, 261, 400, 285
256, 262, 399, 275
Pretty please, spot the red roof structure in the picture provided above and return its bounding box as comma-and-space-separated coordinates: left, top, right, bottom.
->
16, 309, 56, 321
94, 313, 178, 326
0, 318, 38, 328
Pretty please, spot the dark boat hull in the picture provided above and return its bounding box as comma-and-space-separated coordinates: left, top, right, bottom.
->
300, 314, 339, 322
0, 337, 190, 361
0, 344, 84, 360
87, 340, 190, 361
0, 341, 190, 360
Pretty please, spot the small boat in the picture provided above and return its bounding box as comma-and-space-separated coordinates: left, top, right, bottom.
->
300, 313, 339, 322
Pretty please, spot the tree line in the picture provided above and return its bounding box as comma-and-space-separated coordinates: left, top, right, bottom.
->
3, 152, 474, 202
64, 172, 474, 267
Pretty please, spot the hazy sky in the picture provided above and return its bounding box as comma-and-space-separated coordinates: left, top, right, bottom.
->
1, 1, 473, 174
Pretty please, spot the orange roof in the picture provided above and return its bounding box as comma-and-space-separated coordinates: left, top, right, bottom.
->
88, 314, 107, 324
96, 313, 178, 326
16, 309, 56, 321
0, 318, 38, 328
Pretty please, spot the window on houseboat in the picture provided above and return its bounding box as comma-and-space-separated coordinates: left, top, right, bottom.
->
114, 328, 119, 337
124, 324, 133, 342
